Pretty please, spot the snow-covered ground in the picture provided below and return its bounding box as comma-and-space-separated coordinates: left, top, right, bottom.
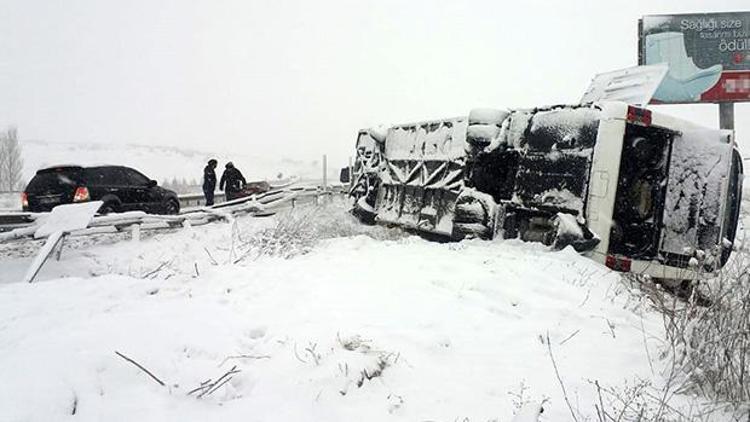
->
0, 200, 694, 421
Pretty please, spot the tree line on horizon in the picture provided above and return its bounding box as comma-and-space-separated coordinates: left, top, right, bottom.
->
0, 127, 23, 192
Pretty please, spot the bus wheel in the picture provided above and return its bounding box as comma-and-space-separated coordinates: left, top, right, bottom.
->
452, 189, 497, 240
352, 197, 377, 225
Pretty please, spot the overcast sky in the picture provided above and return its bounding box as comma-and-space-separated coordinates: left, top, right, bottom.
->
1, 0, 748, 165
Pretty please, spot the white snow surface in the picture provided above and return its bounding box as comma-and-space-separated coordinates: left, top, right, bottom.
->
368, 126, 388, 144
468, 108, 508, 125
467, 124, 500, 142
33, 201, 103, 239
554, 212, 584, 239
0, 205, 685, 421
528, 107, 599, 147
386, 119, 468, 161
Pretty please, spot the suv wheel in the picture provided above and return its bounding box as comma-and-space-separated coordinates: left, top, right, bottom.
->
164, 199, 180, 215
99, 203, 116, 215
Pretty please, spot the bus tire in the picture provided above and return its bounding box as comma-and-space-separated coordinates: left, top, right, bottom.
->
352, 197, 377, 225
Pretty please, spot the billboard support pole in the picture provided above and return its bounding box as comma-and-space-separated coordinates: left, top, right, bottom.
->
719, 103, 735, 130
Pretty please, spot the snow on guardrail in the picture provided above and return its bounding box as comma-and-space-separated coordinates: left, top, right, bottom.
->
0, 185, 348, 243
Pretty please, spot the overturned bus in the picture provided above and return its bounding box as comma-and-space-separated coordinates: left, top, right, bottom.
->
346, 101, 743, 280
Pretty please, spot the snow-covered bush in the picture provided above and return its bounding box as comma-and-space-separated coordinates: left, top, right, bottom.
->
608, 248, 750, 420
662, 259, 750, 408
310, 202, 406, 241
235, 207, 320, 261
234, 202, 406, 262
586, 377, 743, 422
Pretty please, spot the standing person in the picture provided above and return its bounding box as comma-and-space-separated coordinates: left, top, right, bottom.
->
203, 159, 218, 206
219, 161, 247, 201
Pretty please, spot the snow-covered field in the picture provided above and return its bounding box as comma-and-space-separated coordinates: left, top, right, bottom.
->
0, 200, 701, 421
19, 140, 341, 186
0, 192, 20, 211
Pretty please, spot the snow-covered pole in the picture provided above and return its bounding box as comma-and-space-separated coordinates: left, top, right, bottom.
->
322, 154, 328, 189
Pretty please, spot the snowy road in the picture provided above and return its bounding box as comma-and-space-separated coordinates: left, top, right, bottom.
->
0, 205, 678, 421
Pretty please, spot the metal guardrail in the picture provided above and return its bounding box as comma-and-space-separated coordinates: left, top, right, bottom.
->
0, 184, 349, 233
0, 184, 349, 242
178, 192, 227, 208
0, 212, 39, 233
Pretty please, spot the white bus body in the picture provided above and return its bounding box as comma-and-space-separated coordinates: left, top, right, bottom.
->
347, 101, 743, 280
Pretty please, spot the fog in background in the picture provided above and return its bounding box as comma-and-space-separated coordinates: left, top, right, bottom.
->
1, 0, 749, 167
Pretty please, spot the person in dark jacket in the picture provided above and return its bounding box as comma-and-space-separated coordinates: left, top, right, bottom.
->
203, 159, 218, 206
219, 161, 247, 201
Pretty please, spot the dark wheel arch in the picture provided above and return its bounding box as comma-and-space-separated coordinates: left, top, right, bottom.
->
98, 195, 122, 215
163, 198, 180, 215
98, 203, 117, 215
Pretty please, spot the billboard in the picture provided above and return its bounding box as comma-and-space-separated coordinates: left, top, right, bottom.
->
639, 12, 750, 104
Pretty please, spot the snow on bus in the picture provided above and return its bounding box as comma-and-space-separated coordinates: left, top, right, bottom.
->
344, 101, 743, 281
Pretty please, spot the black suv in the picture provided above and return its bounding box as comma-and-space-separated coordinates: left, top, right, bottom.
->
23, 165, 180, 214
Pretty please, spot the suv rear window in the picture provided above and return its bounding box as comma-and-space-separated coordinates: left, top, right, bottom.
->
84, 167, 129, 186
26, 168, 83, 193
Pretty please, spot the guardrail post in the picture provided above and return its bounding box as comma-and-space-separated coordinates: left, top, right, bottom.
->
131, 224, 141, 243
55, 234, 67, 261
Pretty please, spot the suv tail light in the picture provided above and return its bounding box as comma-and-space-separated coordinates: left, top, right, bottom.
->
626, 106, 652, 127
605, 255, 632, 272
21, 192, 28, 209
73, 187, 90, 202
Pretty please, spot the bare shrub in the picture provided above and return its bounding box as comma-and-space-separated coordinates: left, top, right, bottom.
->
662, 262, 750, 406
234, 207, 320, 262
588, 378, 744, 422
233, 202, 407, 263
308, 201, 408, 241
608, 246, 750, 420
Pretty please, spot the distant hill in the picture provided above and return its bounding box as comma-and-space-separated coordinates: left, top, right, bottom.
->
19, 140, 337, 186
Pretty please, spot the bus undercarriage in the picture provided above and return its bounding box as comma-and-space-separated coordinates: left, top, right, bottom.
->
346, 102, 742, 279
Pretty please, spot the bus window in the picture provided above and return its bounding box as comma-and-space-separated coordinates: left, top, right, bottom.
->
609, 125, 673, 259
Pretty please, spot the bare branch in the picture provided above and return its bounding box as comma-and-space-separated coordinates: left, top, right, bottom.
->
196, 365, 240, 399
546, 332, 580, 422
204, 247, 218, 265
218, 354, 271, 367
559, 329, 581, 346
114, 351, 165, 386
